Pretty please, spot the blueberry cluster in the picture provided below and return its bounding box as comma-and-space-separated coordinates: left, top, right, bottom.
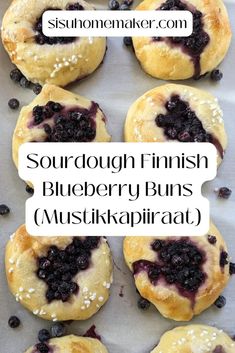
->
156, 0, 209, 55
108, 0, 133, 10
32, 101, 97, 142
155, 95, 212, 143
153, 0, 209, 77
33, 101, 64, 125
37, 237, 100, 302
34, 3, 84, 45
133, 239, 206, 293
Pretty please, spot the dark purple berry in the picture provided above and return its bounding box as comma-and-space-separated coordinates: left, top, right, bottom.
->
210, 69, 223, 82
214, 295, 226, 308
229, 262, 235, 275
123, 0, 133, 5
208, 235, 217, 245
8, 316, 20, 328
35, 343, 49, 353
51, 322, 66, 337
10, 68, 23, 83
123, 37, 133, 46
119, 3, 130, 9
20, 76, 31, 88
38, 329, 51, 342
109, 0, 119, 9
151, 239, 163, 251
26, 185, 34, 194
8, 98, 20, 110
0, 204, 10, 215
138, 297, 150, 310
220, 251, 229, 267
218, 187, 232, 199
33, 84, 42, 95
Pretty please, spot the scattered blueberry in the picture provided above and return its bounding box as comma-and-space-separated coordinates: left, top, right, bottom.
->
0, 204, 10, 216
10, 68, 23, 83
38, 329, 51, 343
218, 187, 232, 199
33, 83, 42, 95
207, 235, 217, 245
108, 0, 120, 9
210, 69, 223, 82
35, 342, 49, 353
123, 0, 133, 5
8, 316, 20, 328
8, 98, 20, 110
26, 185, 34, 195
138, 297, 150, 310
123, 37, 133, 46
229, 262, 235, 275
51, 322, 66, 337
20, 76, 31, 88
214, 295, 226, 309
119, 3, 130, 9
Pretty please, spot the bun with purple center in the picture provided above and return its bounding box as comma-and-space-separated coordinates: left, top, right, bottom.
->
5, 225, 113, 321
132, 0, 231, 80
1, 0, 107, 86
123, 222, 230, 321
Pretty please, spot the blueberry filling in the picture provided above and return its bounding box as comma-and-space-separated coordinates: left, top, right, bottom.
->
30, 100, 97, 142
153, 0, 210, 78
155, 94, 224, 159
220, 251, 229, 267
35, 343, 50, 353
36, 237, 100, 302
213, 346, 226, 353
34, 3, 84, 45
133, 238, 206, 299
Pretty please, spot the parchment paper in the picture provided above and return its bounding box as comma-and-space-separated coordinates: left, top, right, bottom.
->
0, 0, 234, 352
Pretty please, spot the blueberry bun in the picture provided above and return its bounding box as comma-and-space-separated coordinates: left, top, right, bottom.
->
25, 335, 109, 353
12, 84, 111, 170
151, 325, 235, 353
124, 84, 227, 166
1, 0, 106, 86
6, 225, 113, 321
123, 222, 230, 321
133, 0, 231, 80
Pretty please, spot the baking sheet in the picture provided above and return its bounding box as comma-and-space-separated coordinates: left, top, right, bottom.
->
0, 0, 235, 352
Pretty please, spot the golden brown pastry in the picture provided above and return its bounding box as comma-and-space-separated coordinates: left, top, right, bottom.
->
133, 0, 232, 80
12, 84, 111, 170
151, 325, 235, 353
1, 0, 106, 86
25, 335, 109, 353
123, 222, 230, 321
6, 225, 113, 321
124, 84, 227, 166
